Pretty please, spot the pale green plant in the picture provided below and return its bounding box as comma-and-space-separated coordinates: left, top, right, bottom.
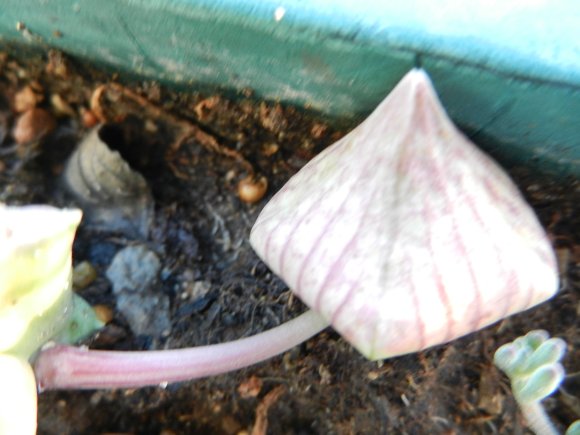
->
0, 204, 102, 434
494, 330, 580, 435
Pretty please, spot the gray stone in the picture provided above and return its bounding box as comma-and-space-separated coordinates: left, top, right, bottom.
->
106, 245, 160, 294
105, 245, 170, 338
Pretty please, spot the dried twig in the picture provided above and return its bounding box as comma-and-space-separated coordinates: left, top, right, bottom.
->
90, 83, 255, 178
251, 385, 286, 435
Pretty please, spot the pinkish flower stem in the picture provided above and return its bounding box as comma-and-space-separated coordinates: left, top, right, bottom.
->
34, 310, 328, 390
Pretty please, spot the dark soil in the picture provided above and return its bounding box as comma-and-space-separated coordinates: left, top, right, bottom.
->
0, 49, 578, 435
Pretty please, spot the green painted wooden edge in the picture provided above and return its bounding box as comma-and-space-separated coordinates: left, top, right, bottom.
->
1, 0, 579, 175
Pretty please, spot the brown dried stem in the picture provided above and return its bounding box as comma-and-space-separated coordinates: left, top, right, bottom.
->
90, 83, 255, 178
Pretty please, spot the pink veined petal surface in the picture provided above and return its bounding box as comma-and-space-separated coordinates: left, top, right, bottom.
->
250, 69, 558, 360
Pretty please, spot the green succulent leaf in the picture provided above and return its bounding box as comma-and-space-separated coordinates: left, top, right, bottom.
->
0, 354, 37, 435
566, 420, 580, 435
520, 330, 550, 351
495, 330, 567, 380
495, 331, 571, 435
494, 342, 531, 377
0, 204, 102, 360
513, 363, 564, 403
521, 338, 567, 375
57, 293, 104, 345
0, 204, 103, 434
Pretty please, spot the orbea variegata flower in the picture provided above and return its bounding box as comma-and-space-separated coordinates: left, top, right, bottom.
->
250, 69, 558, 359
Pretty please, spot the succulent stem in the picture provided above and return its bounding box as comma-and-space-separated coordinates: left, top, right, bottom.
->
519, 402, 559, 435
35, 310, 328, 390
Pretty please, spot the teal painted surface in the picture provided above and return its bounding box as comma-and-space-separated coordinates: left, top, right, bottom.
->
1, 0, 579, 174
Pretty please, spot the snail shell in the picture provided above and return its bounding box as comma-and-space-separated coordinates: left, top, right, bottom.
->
62, 126, 153, 239
250, 69, 558, 360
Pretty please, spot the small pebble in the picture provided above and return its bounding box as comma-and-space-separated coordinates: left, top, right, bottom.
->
106, 245, 171, 338
93, 304, 114, 324
72, 261, 97, 290
12, 107, 56, 145
80, 107, 99, 128
13, 86, 40, 113
238, 175, 268, 204
262, 143, 279, 156
106, 245, 161, 293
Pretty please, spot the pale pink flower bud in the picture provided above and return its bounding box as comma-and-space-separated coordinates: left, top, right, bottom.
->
250, 69, 558, 360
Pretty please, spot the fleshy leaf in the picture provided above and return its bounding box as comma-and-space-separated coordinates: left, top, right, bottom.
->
250, 69, 558, 360
513, 363, 564, 403
0, 354, 37, 435
0, 204, 102, 359
566, 420, 580, 435
495, 335, 566, 381
521, 329, 550, 350
521, 338, 567, 375
56, 294, 105, 345
494, 342, 531, 378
